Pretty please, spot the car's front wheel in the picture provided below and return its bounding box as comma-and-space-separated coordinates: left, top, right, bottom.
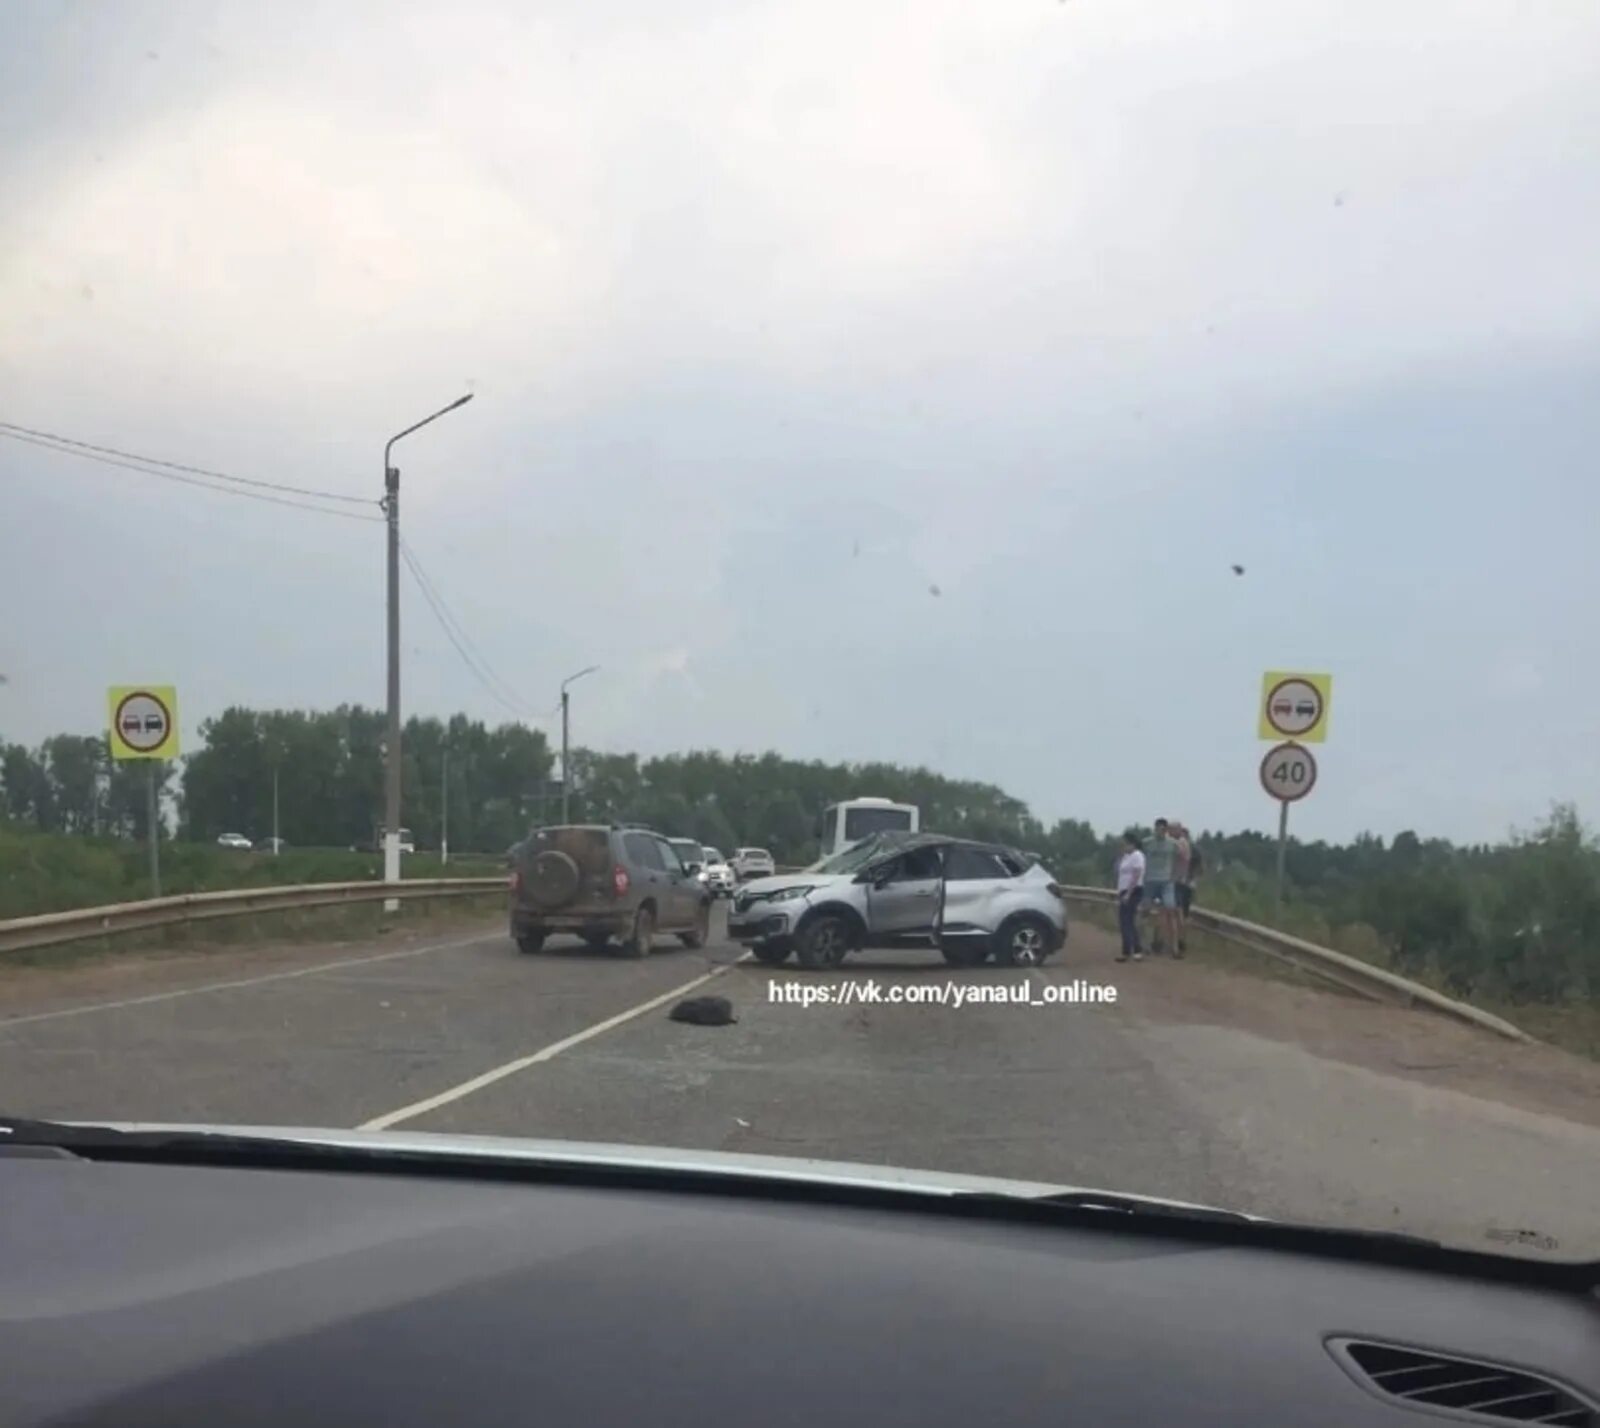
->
796, 914, 851, 970
993, 914, 1055, 968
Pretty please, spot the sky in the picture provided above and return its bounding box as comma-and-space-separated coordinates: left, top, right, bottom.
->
2, 0, 1598, 844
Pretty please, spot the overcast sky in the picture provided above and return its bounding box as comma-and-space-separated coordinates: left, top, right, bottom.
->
3, 0, 1598, 843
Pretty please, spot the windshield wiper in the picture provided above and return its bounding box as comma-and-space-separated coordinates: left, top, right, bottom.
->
954, 1187, 1254, 1225
0, 1116, 340, 1157
953, 1185, 1455, 1254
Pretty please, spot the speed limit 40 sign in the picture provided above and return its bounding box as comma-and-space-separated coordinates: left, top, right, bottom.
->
1260, 741, 1317, 802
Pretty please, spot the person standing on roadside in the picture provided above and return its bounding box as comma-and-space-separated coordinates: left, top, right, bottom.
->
1142, 817, 1181, 956
1114, 833, 1145, 963
1171, 821, 1193, 958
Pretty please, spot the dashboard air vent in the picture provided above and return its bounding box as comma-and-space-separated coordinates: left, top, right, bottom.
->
1331, 1339, 1595, 1426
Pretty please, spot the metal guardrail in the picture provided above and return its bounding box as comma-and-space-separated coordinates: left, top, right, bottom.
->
1058, 886, 1533, 1044
0, 878, 508, 957
0, 877, 1533, 1045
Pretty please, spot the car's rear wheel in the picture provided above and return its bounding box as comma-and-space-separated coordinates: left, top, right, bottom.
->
516, 930, 546, 955
940, 941, 989, 967
621, 906, 655, 958
796, 914, 851, 970
679, 903, 711, 949
993, 914, 1054, 968
753, 944, 792, 966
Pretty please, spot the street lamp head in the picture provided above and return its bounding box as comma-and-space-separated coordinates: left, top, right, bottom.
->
447, 393, 474, 411
561, 665, 600, 694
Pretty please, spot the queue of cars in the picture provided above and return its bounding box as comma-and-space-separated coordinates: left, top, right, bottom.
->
506, 821, 1068, 970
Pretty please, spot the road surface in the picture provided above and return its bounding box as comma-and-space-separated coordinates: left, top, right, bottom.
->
2, 907, 1598, 1259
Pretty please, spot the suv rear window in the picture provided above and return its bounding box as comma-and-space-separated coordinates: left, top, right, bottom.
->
524, 827, 612, 876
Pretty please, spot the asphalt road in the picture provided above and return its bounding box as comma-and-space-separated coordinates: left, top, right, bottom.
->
2, 906, 1598, 1258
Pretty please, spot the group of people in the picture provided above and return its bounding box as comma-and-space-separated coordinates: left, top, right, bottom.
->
1113, 818, 1201, 963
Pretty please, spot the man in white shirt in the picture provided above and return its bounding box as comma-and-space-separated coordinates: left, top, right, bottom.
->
1114, 833, 1146, 963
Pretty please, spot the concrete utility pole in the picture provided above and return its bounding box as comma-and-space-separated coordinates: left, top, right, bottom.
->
382, 394, 473, 910
559, 666, 599, 823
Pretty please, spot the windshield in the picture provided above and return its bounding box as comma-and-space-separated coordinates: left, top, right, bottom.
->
1, 0, 1597, 1272
809, 833, 917, 874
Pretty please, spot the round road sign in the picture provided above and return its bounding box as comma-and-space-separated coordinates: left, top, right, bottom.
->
1260, 741, 1317, 802
114, 690, 173, 755
1265, 677, 1323, 738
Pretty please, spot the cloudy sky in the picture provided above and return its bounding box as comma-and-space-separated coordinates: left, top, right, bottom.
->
3, 0, 1598, 842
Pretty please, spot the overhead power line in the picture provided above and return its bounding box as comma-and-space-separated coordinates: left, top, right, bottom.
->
0, 427, 380, 523
0, 419, 372, 504
399, 536, 538, 721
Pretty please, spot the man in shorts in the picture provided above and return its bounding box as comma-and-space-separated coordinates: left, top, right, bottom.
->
1171, 821, 1194, 957
1142, 817, 1181, 956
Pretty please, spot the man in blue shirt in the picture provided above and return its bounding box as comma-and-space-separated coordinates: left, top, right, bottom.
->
1142, 818, 1181, 957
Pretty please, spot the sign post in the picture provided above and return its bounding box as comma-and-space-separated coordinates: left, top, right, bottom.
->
1257, 672, 1331, 913
108, 685, 179, 898
1259, 741, 1318, 911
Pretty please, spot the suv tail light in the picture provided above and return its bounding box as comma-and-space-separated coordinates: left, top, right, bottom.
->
613, 865, 630, 897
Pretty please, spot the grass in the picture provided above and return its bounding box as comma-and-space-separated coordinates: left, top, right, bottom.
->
0, 823, 503, 921
1070, 894, 1600, 1062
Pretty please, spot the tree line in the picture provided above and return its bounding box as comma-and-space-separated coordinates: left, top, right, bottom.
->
3, 706, 1596, 1005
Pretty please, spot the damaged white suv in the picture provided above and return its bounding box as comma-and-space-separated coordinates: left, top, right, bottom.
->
728, 834, 1066, 970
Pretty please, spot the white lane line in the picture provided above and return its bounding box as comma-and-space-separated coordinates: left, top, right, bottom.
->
0, 931, 504, 1033
360, 955, 748, 1131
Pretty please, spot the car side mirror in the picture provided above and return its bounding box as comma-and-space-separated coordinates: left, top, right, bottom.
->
684, 863, 702, 876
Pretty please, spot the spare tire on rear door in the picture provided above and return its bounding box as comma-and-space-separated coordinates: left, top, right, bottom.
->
525, 850, 582, 909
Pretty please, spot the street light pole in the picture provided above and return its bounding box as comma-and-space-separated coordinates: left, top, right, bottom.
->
272, 765, 280, 855
441, 749, 449, 867
559, 665, 599, 823
382, 394, 473, 910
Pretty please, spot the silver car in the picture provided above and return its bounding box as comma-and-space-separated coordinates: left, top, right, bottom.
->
728, 834, 1066, 970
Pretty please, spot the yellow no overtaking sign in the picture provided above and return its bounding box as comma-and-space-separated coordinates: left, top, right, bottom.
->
1258, 671, 1332, 743
108, 685, 180, 760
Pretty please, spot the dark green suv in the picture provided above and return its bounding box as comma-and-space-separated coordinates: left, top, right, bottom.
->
509, 825, 712, 956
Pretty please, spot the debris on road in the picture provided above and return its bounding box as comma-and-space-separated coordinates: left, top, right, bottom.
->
669, 995, 737, 1026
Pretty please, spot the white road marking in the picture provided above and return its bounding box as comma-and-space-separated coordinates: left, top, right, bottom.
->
0, 931, 503, 1033
360, 955, 748, 1131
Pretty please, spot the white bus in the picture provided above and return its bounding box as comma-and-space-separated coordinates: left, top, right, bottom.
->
817, 797, 920, 857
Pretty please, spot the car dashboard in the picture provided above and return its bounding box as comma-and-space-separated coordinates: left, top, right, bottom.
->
2, 1149, 1596, 1427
